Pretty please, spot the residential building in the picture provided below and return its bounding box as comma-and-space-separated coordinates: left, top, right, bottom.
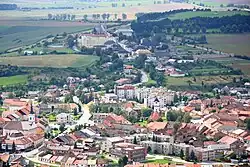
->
3, 121, 37, 136
114, 84, 136, 99
101, 137, 125, 152
110, 142, 146, 162
141, 141, 173, 155
56, 113, 73, 124
92, 113, 112, 123
77, 34, 110, 48
114, 28, 133, 37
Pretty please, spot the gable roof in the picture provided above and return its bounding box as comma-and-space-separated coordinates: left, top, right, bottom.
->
147, 122, 168, 131
218, 136, 238, 145
4, 121, 37, 131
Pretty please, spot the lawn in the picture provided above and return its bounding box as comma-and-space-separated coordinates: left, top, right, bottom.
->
168, 11, 249, 20
0, 75, 28, 86
0, 20, 95, 52
137, 120, 148, 127
0, 54, 99, 68
203, 33, 250, 57
143, 159, 172, 164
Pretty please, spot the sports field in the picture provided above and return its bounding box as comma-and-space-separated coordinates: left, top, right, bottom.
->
0, 54, 99, 68
0, 75, 28, 86
203, 33, 250, 57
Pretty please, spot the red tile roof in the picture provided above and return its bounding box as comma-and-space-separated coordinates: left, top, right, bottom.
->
218, 136, 238, 145
148, 112, 160, 121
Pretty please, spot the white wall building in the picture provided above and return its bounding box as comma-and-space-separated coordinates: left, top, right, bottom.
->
56, 113, 73, 124
114, 85, 136, 99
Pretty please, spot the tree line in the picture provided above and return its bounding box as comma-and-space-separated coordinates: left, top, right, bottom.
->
47, 13, 76, 21
131, 14, 250, 35
0, 4, 17, 10
136, 8, 211, 22
0, 65, 26, 77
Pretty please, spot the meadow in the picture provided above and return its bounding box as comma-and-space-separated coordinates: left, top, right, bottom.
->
0, 20, 95, 53
0, 54, 99, 68
0, 75, 28, 86
203, 33, 250, 57
168, 11, 250, 20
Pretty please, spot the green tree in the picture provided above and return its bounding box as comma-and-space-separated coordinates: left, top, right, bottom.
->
190, 150, 197, 161
147, 146, 152, 153
133, 136, 137, 144
83, 14, 88, 21
246, 119, 250, 130
142, 108, 153, 118
118, 156, 128, 167
11, 142, 16, 153
73, 108, 78, 116
180, 149, 184, 159
59, 124, 65, 132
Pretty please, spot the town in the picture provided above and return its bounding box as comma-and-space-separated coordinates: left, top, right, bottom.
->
0, 1, 250, 167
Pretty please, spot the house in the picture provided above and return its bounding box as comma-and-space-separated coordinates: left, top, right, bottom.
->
218, 136, 242, 149
103, 113, 131, 126
141, 141, 173, 155
124, 65, 134, 75
56, 113, 73, 125
2, 99, 27, 112
146, 122, 168, 132
23, 50, 33, 55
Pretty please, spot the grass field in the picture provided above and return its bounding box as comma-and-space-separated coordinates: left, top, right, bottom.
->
168, 11, 250, 20
203, 33, 250, 57
0, 20, 95, 53
0, 54, 99, 68
0, 75, 28, 86
143, 159, 172, 164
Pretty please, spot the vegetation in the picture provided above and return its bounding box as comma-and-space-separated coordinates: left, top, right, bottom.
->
0, 54, 99, 68
166, 110, 191, 123
203, 33, 250, 57
0, 64, 26, 77
0, 75, 28, 86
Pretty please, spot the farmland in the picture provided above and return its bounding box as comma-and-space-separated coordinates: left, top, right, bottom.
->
0, 54, 99, 68
0, 75, 28, 86
165, 75, 242, 91
203, 33, 250, 57
168, 11, 250, 20
0, 20, 95, 53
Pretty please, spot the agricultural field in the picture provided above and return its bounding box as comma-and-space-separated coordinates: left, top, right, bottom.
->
203, 33, 250, 57
0, 20, 95, 53
168, 11, 250, 20
207, 57, 250, 75
0, 54, 99, 68
166, 75, 242, 88
0, 2, 195, 20
188, 0, 250, 7
0, 75, 28, 86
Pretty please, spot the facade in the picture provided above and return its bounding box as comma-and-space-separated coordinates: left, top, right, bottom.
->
141, 141, 173, 155
110, 143, 146, 162
92, 113, 112, 123
114, 28, 133, 37
77, 34, 110, 48
56, 113, 73, 124
102, 137, 125, 152
3, 121, 37, 136
114, 85, 136, 99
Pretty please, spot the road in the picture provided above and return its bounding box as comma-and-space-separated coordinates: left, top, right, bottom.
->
140, 70, 148, 83
63, 96, 93, 133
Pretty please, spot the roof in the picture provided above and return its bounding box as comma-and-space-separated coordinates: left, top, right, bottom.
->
4, 121, 37, 131
3, 99, 27, 107
218, 136, 238, 145
147, 122, 168, 131
148, 112, 160, 121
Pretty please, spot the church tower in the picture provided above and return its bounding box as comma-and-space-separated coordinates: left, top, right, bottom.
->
29, 103, 35, 123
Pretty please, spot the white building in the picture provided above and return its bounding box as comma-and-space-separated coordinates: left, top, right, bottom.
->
56, 113, 73, 124
101, 137, 125, 152
77, 34, 111, 48
141, 141, 173, 155
114, 28, 133, 37
114, 84, 136, 99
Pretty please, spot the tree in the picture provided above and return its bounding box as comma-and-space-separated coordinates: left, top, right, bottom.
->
5, 144, 8, 152
147, 146, 152, 153
48, 13, 53, 20
74, 142, 77, 149
246, 119, 250, 130
118, 156, 128, 167
133, 136, 137, 144
102, 13, 107, 20
142, 108, 153, 118
83, 14, 88, 21
73, 108, 78, 116
190, 150, 197, 161
180, 149, 184, 159
67, 35, 75, 48
11, 142, 16, 153
122, 13, 127, 20
59, 124, 65, 132
114, 13, 118, 20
